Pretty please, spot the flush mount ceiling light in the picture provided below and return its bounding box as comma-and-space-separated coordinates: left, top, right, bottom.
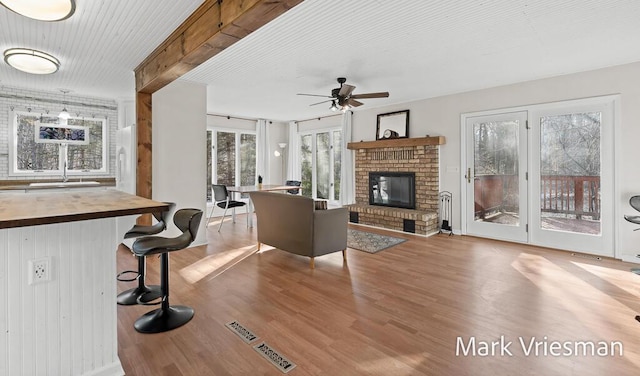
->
0, 0, 76, 21
4, 48, 60, 74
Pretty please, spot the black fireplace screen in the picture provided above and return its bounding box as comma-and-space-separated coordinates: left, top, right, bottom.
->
369, 172, 416, 209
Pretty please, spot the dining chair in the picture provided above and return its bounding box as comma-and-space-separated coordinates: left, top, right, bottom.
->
208, 184, 248, 231
285, 180, 302, 194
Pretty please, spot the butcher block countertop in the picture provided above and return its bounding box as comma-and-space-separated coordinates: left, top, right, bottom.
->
0, 190, 168, 229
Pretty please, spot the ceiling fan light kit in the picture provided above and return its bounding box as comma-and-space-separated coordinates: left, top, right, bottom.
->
298, 77, 389, 113
0, 0, 75, 21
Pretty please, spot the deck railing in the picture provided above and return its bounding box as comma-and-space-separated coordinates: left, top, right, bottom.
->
474, 175, 600, 220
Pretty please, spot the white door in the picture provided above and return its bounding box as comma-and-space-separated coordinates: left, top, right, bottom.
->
462, 97, 616, 257
529, 100, 614, 256
464, 111, 528, 243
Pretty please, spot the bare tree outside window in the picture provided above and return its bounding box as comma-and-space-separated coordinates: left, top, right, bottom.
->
14, 113, 106, 174
240, 134, 256, 186
333, 130, 341, 201
540, 113, 600, 177
217, 132, 236, 187
300, 130, 342, 201
207, 130, 257, 202
540, 112, 601, 229
67, 118, 104, 170
316, 132, 330, 199
300, 134, 312, 198
16, 114, 59, 170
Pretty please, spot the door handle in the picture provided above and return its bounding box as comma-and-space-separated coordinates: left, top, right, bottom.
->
466, 168, 472, 183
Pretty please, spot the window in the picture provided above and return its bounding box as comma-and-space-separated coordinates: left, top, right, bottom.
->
10, 111, 107, 176
206, 129, 257, 201
300, 128, 341, 202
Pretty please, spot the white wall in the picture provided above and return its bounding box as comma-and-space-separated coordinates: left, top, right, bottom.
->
298, 114, 342, 133
153, 80, 208, 246
351, 61, 640, 262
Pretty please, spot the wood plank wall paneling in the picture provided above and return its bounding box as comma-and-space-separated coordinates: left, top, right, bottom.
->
136, 92, 152, 200
0, 229, 6, 375
137, 92, 153, 225
0, 219, 123, 376
133, 0, 303, 203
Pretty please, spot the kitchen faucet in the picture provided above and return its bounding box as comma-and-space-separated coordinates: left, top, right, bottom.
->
62, 160, 68, 182
61, 143, 68, 182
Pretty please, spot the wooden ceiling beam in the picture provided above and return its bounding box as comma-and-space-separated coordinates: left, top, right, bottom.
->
134, 0, 303, 94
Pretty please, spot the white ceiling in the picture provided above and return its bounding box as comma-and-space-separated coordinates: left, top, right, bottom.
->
0, 0, 204, 100
2, 0, 640, 122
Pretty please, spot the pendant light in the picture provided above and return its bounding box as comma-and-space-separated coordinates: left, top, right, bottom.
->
59, 89, 70, 120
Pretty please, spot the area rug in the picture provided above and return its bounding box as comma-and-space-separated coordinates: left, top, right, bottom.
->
347, 228, 407, 253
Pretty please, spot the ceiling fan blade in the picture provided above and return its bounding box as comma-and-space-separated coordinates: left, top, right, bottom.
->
338, 84, 355, 97
310, 99, 332, 106
347, 98, 364, 107
350, 92, 390, 99
297, 93, 332, 98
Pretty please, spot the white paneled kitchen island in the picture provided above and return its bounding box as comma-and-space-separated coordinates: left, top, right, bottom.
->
0, 190, 168, 376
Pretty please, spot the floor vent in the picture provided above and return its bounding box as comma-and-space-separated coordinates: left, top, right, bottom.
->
571, 253, 602, 261
225, 321, 258, 344
253, 342, 296, 373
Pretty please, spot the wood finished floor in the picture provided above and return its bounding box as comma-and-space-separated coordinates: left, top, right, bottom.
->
117, 216, 640, 375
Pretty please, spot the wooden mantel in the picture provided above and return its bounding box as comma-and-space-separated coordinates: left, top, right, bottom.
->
347, 136, 445, 150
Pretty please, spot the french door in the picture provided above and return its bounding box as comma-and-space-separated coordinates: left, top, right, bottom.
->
529, 101, 614, 256
463, 97, 615, 256
464, 112, 528, 243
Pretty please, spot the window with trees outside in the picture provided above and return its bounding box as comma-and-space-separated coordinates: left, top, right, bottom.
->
206, 129, 256, 201
300, 128, 341, 202
10, 111, 107, 175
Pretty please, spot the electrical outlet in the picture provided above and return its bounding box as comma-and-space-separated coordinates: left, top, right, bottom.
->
28, 257, 51, 285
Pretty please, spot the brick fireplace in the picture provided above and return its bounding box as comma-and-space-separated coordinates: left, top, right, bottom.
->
346, 136, 445, 235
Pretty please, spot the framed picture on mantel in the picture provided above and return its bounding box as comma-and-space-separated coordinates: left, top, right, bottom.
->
376, 110, 409, 140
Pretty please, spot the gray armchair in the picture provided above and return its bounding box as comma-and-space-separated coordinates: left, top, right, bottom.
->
249, 191, 348, 268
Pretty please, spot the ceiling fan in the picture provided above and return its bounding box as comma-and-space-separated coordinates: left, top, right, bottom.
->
297, 77, 389, 112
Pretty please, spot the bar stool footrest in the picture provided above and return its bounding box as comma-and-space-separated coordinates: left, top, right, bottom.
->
116, 270, 139, 282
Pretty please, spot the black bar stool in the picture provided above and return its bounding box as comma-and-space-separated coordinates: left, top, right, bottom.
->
623, 195, 640, 323
117, 203, 175, 305
131, 208, 203, 333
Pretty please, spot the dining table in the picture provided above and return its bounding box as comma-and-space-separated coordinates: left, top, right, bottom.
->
226, 184, 301, 227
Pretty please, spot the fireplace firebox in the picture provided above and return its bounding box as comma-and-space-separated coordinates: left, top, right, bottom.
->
369, 172, 416, 209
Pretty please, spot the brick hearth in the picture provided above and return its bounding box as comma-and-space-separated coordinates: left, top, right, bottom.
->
346, 137, 444, 235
